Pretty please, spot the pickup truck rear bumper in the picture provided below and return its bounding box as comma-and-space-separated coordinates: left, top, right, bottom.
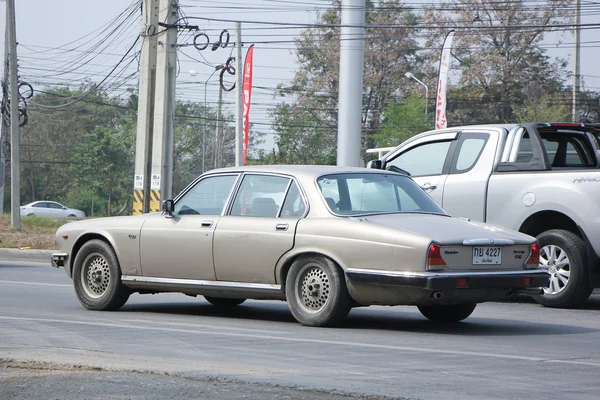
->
345, 268, 548, 292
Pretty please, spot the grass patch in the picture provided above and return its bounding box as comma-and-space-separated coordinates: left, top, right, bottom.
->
0, 214, 72, 249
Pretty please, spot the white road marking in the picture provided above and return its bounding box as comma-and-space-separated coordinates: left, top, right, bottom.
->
0, 280, 71, 288
2, 315, 599, 367
126, 318, 291, 335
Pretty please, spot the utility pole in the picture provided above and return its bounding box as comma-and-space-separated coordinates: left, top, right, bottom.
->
133, 0, 159, 215
150, 0, 177, 211
7, 0, 20, 228
234, 22, 243, 167
215, 85, 223, 168
572, 0, 581, 122
0, 23, 9, 215
337, 0, 365, 167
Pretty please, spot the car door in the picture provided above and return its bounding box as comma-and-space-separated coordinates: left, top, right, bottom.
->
213, 174, 307, 284
383, 134, 457, 207
441, 131, 499, 222
139, 174, 239, 280
31, 202, 49, 217
47, 202, 68, 218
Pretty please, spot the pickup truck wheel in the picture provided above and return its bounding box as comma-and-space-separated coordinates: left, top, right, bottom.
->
533, 230, 592, 308
204, 296, 246, 307
286, 256, 352, 327
418, 303, 477, 323
73, 239, 130, 311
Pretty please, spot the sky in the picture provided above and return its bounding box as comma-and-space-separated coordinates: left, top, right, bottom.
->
1, 0, 599, 152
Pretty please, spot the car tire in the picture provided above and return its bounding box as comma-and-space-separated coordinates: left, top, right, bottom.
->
418, 303, 477, 323
73, 239, 130, 311
532, 229, 592, 308
68, 214, 76, 218
27, 213, 35, 217
204, 296, 246, 307
285, 256, 352, 327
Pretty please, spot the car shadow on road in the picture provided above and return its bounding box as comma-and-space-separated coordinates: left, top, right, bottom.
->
120, 296, 600, 336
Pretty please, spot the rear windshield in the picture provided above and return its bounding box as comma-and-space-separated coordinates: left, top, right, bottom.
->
516, 130, 598, 168
317, 173, 447, 216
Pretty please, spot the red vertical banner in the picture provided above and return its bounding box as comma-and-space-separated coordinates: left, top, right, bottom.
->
242, 45, 254, 165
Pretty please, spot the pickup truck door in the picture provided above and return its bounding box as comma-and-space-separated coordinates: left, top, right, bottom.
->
441, 130, 500, 222
382, 132, 458, 207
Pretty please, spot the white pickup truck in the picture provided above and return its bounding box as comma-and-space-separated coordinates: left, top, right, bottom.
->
368, 122, 600, 308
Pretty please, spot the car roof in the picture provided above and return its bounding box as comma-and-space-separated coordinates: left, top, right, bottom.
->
203, 165, 392, 180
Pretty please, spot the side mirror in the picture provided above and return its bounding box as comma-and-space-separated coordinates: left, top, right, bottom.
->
366, 159, 383, 169
161, 200, 174, 218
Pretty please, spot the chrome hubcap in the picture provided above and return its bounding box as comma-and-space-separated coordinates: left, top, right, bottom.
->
297, 265, 330, 312
540, 244, 570, 295
82, 255, 110, 298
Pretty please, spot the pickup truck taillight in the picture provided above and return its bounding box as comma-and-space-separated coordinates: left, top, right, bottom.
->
427, 243, 446, 270
526, 242, 540, 268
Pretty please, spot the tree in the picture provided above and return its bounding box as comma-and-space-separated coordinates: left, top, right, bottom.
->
370, 93, 431, 147
422, 0, 573, 124
513, 95, 570, 123
271, 0, 423, 163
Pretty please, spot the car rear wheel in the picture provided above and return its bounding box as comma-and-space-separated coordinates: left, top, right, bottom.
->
204, 296, 246, 307
418, 303, 477, 323
73, 239, 130, 311
532, 229, 592, 308
285, 256, 352, 327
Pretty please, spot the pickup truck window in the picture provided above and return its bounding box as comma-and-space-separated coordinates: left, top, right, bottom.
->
516, 131, 596, 168
454, 135, 489, 172
386, 141, 452, 177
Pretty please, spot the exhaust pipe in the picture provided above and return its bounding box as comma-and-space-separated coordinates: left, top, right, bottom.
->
432, 291, 443, 299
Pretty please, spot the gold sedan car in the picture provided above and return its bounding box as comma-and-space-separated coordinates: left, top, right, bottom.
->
52, 166, 548, 326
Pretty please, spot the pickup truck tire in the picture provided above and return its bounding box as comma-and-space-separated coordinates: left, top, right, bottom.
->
533, 229, 593, 308
417, 303, 477, 323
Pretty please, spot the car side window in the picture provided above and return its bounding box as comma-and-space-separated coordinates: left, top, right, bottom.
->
230, 174, 291, 217
174, 175, 238, 216
280, 181, 307, 218
387, 141, 452, 177
34, 202, 48, 208
452, 135, 489, 173
48, 202, 63, 209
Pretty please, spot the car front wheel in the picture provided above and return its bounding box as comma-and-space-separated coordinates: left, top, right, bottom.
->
418, 303, 477, 323
285, 256, 352, 327
73, 239, 130, 311
532, 229, 592, 308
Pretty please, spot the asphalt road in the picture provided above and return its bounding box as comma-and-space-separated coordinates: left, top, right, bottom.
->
1, 254, 600, 400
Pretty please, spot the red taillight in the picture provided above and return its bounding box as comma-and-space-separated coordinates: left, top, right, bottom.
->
550, 123, 581, 128
520, 277, 532, 286
456, 278, 469, 288
428, 243, 446, 268
527, 242, 540, 266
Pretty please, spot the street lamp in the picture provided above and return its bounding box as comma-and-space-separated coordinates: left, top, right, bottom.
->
195, 64, 223, 173
405, 72, 428, 115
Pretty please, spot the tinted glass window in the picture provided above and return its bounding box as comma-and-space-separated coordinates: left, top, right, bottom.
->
48, 202, 63, 209
280, 181, 307, 218
175, 175, 238, 216
33, 202, 48, 208
455, 137, 487, 171
317, 173, 446, 216
516, 132, 533, 163
387, 141, 452, 177
230, 174, 290, 217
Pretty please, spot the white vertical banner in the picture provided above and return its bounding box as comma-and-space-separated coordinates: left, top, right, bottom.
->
435, 30, 455, 130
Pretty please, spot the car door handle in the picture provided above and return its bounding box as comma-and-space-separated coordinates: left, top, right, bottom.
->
201, 220, 213, 227
275, 224, 289, 231
420, 182, 438, 192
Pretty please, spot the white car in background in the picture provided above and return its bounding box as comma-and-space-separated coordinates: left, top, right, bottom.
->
20, 201, 86, 218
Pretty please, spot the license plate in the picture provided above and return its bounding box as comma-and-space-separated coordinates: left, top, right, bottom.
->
472, 247, 502, 265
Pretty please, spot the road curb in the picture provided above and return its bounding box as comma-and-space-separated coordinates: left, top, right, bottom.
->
0, 248, 53, 265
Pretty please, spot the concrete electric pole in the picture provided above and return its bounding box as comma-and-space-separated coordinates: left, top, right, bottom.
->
150, 0, 177, 211
234, 22, 243, 167
7, 0, 20, 228
336, 0, 365, 167
133, 0, 159, 215
0, 23, 9, 215
215, 85, 223, 168
572, 0, 581, 122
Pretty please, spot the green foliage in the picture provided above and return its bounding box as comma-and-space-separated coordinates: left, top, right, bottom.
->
512, 96, 570, 123
371, 94, 431, 147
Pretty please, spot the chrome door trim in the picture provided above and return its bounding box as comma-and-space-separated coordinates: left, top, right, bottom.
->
121, 275, 282, 291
